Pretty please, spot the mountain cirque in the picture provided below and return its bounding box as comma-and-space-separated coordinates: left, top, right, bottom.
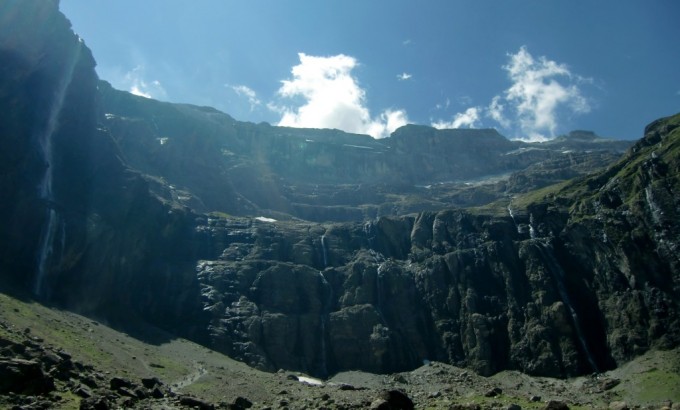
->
0, 1, 679, 409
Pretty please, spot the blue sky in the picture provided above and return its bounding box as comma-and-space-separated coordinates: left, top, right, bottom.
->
60, 1, 679, 140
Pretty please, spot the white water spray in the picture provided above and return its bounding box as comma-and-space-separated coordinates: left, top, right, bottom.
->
320, 234, 328, 267
645, 185, 663, 225
35, 209, 58, 296
507, 205, 522, 234
536, 243, 599, 372
317, 271, 332, 377
363, 221, 376, 248
34, 42, 82, 296
529, 213, 537, 239
375, 262, 387, 321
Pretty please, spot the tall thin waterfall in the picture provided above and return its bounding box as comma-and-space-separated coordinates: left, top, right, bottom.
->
507, 205, 522, 234
535, 243, 599, 372
375, 262, 387, 322
317, 271, 332, 377
320, 234, 328, 267
528, 213, 537, 239
645, 185, 663, 225
34, 42, 82, 297
363, 221, 375, 248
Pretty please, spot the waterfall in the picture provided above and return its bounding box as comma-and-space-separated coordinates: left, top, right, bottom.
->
317, 271, 332, 377
35, 209, 58, 296
375, 262, 387, 322
507, 205, 522, 234
363, 221, 375, 248
535, 243, 599, 372
320, 234, 328, 267
319, 314, 327, 377
34, 41, 82, 297
529, 213, 537, 239
645, 185, 663, 225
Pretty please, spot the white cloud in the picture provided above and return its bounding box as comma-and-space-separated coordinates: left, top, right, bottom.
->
124, 65, 166, 99
432, 107, 481, 129
130, 85, 151, 98
229, 84, 261, 111
432, 46, 591, 141
275, 53, 409, 138
397, 72, 412, 81
487, 95, 510, 129
366, 109, 409, 139
503, 46, 590, 140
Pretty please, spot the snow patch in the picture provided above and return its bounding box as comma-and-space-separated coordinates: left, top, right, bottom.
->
255, 216, 277, 223
297, 376, 323, 386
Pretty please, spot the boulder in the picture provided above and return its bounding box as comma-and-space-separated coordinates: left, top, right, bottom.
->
372, 390, 414, 410
179, 395, 215, 410
0, 358, 55, 395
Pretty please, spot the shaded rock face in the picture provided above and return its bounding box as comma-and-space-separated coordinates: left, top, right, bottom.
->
0, 0, 96, 289
193, 117, 679, 378
192, 213, 592, 377
0, 1, 208, 341
192, 122, 680, 378
1, 0, 678, 383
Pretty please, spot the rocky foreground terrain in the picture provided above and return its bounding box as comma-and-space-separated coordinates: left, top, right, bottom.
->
1, 2, 679, 409
1, 290, 679, 410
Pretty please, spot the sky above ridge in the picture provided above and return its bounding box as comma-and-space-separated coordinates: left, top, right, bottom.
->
60, 1, 680, 141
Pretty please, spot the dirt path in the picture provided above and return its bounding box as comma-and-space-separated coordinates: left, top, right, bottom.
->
172, 363, 208, 390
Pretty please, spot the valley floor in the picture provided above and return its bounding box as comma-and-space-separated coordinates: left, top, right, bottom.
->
0, 290, 678, 409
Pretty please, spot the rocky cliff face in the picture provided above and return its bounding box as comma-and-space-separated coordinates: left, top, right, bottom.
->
97, 83, 630, 222
187, 117, 678, 378
189, 118, 680, 377
0, 0, 208, 340
1, 0, 677, 382
0, 0, 98, 288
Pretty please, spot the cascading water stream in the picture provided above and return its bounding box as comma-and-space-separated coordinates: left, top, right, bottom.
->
375, 262, 387, 322
645, 185, 663, 225
320, 234, 328, 268
317, 271, 332, 377
507, 205, 522, 234
34, 41, 82, 297
35, 209, 58, 296
535, 243, 599, 372
363, 221, 375, 249
528, 213, 537, 240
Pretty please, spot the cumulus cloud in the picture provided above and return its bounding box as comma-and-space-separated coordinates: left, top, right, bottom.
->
432, 107, 481, 129
503, 46, 590, 140
275, 53, 409, 138
229, 84, 261, 111
397, 72, 412, 81
487, 95, 510, 129
366, 109, 409, 139
124, 65, 166, 99
432, 47, 591, 141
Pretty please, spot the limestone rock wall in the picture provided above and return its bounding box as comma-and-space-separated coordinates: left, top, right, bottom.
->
1, 0, 677, 382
